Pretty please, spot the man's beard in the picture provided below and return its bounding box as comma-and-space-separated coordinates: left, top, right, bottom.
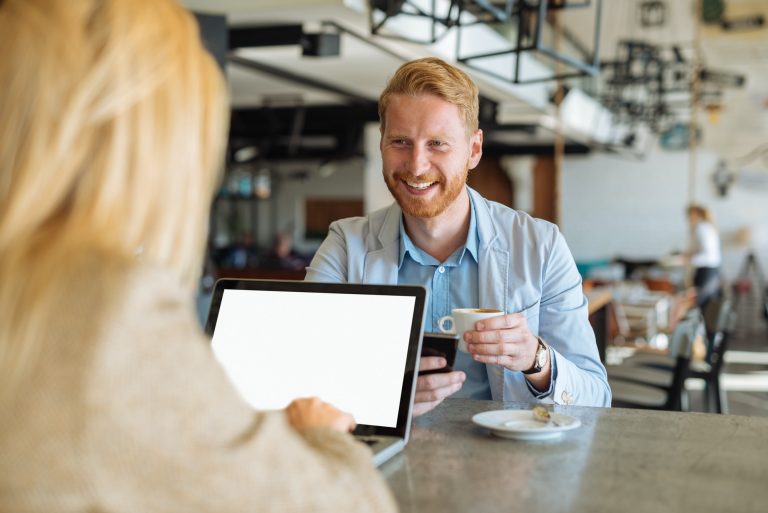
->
385, 167, 468, 218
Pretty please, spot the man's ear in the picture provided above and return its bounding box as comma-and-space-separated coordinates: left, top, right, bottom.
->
469, 129, 483, 169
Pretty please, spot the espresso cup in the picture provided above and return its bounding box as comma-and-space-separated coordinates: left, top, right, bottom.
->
437, 308, 504, 352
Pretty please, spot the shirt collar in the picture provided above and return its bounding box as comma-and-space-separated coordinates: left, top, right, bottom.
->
398, 217, 422, 268
464, 194, 479, 263
397, 189, 479, 268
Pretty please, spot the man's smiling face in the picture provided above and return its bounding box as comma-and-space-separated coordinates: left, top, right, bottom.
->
381, 94, 482, 218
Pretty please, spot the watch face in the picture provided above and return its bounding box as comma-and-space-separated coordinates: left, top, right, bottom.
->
536, 343, 547, 368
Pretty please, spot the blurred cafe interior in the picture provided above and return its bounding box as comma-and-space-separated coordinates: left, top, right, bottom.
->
187, 0, 768, 418
7, 0, 763, 510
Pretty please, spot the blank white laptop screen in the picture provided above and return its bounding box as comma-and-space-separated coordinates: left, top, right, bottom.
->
210, 288, 416, 428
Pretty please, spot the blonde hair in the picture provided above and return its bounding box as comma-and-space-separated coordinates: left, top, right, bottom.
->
378, 57, 479, 134
687, 204, 714, 224
0, 0, 228, 399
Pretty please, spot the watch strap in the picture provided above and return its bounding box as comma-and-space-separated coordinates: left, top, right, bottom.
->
522, 337, 547, 375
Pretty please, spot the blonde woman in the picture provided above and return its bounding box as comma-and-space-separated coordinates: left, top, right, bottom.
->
686, 204, 722, 309
0, 1, 396, 511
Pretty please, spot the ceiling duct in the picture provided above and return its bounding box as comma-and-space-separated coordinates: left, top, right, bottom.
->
699, 68, 746, 89
229, 24, 341, 57
720, 14, 765, 32
194, 12, 228, 71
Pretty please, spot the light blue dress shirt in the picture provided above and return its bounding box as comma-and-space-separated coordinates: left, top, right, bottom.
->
397, 199, 492, 400
306, 187, 611, 407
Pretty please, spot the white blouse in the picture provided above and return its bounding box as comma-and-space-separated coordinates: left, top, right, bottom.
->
690, 221, 721, 268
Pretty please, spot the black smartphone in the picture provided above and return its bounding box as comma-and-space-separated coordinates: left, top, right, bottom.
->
420, 332, 459, 374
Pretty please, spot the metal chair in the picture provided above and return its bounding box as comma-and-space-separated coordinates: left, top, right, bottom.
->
609, 298, 734, 413
609, 308, 704, 411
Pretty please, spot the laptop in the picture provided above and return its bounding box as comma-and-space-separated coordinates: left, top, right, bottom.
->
204, 278, 427, 466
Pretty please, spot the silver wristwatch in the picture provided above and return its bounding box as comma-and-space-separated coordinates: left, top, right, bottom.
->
522, 337, 548, 375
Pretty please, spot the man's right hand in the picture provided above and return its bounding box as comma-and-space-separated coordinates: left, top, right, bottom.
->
414, 356, 466, 416
286, 397, 356, 433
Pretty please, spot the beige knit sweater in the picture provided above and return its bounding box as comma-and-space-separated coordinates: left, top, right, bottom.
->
0, 261, 397, 513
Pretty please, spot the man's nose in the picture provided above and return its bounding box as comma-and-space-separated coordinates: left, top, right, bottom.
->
408, 146, 430, 175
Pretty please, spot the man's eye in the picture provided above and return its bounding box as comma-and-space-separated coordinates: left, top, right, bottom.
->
392, 139, 407, 145
430, 140, 445, 147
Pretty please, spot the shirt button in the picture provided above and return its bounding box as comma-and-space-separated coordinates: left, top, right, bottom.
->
438, 266, 445, 274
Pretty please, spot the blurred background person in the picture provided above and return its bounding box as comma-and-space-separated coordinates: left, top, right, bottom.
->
685, 204, 722, 310
0, 1, 395, 511
260, 230, 310, 271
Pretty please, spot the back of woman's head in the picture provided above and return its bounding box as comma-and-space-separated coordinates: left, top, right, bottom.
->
0, 0, 227, 281
0, 0, 227, 399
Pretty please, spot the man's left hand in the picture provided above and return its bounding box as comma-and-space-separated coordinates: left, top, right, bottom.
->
464, 313, 551, 389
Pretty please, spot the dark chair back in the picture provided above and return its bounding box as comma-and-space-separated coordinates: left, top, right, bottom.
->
665, 308, 704, 410
609, 307, 705, 412
705, 298, 735, 373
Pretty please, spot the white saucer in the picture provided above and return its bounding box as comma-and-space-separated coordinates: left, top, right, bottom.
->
471, 409, 581, 440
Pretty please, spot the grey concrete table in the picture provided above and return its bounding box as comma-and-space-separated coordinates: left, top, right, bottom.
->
381, 399, 768, 513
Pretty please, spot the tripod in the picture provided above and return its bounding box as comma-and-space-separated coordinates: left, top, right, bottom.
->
732, 252, 768, 338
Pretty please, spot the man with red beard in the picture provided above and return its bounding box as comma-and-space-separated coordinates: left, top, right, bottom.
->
307, 58, 610, 414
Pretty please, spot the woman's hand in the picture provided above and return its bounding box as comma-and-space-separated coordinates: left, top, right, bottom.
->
285, 397, 356, 433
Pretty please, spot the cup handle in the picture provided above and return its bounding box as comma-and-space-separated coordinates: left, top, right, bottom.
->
437, 315, 455, 334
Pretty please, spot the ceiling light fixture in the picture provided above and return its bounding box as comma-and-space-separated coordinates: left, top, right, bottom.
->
368, 0, 461, 44
367, 1, 603, 84
455, 0, 604, 84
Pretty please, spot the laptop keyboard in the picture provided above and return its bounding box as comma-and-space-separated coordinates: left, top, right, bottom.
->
358, 437, 379, 446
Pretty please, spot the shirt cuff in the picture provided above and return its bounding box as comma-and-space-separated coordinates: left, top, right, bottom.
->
525, 347, 557, 399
